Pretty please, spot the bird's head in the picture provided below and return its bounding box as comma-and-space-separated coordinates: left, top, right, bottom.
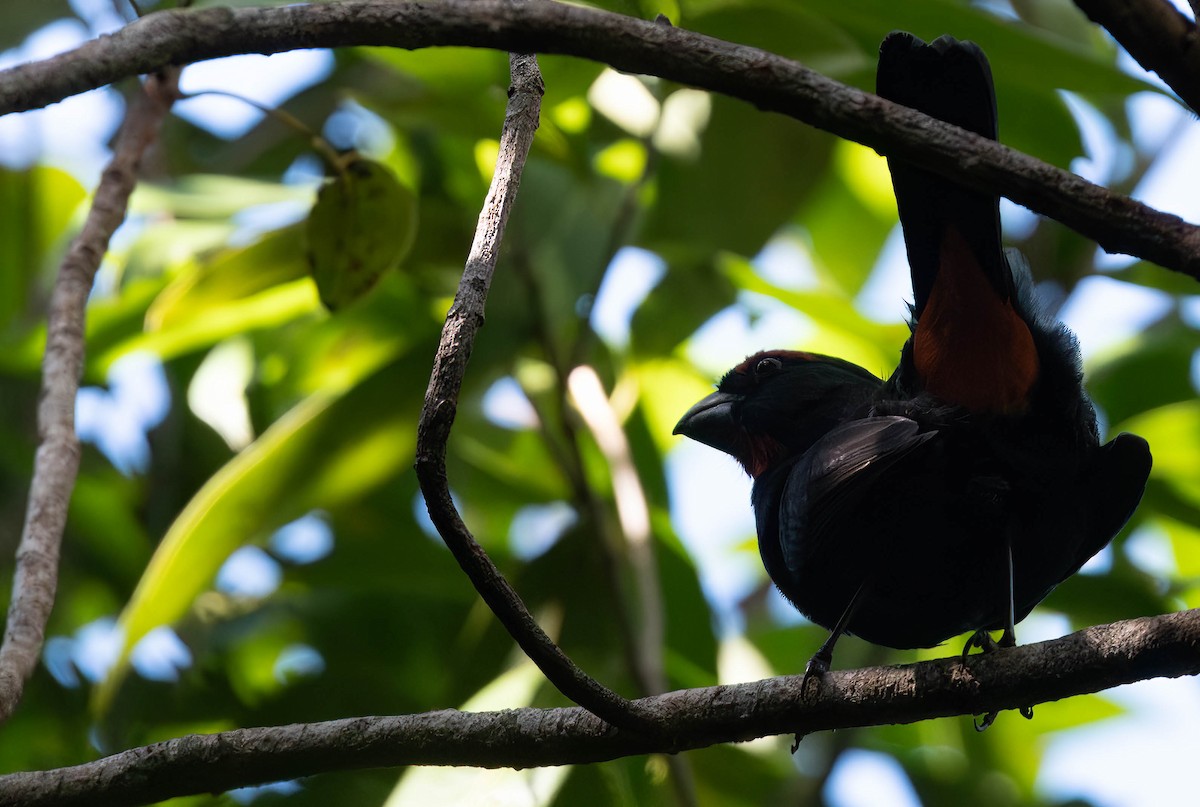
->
674, 350, 882, 477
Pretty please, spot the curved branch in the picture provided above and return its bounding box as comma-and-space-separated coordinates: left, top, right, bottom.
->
0, 1, 1198, 277
1072, 0, 1200, 114
413, 53, 658, 735
0, 610, 1196, 807
0, 69, 179, 724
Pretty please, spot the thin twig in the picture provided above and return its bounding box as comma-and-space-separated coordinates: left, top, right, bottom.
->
0, 610, 1196, 807
0, 69, 179, 724
177, 88, 345, 173
413, 53, 659, 735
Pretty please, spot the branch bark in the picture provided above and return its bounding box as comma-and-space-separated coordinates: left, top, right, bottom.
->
0, 610, 1195, 807
1, 0, 1198, 277
0, 69, 179, 724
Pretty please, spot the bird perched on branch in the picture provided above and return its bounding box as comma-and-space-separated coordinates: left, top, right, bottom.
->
674, 32, 1151, 709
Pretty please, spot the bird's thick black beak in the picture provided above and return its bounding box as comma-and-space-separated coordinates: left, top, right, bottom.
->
673, 390, 741, 454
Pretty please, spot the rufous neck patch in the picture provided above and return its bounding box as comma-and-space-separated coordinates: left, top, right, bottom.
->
912, 228, 1039, 413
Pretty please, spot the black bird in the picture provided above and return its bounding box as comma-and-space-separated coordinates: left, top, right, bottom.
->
674, 33, 1152, 701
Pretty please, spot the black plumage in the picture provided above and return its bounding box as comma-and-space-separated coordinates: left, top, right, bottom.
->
674, 33, 1151, 679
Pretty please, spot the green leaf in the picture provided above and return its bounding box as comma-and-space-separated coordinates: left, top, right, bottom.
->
132, 174, 313, 220
641, 94, 835, 257
1120, 400, 1200, 510
1087, 313, 1200, 426
0, 166, 86, 330
89, 225, 320, 373
798, 140, 897, 295
93, 351, 425, 715
630, 256, 737, 357
687, 2, 867, 77
306, 156, 418, 311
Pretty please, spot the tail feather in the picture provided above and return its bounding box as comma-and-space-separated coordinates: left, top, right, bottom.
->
877, 32, 1009, 317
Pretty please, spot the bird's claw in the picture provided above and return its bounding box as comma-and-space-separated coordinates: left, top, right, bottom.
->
974, 711, 998, 732
801, 652, 831, 697
961, 629, 1000, 661
974, 703, 1033, 731
963, 627, 1031, 729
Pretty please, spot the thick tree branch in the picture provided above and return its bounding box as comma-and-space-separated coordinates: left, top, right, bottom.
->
1073, 0, 1200, 114
0, 611, 1195, 807
0, 70, 179, 725
413, 53, 658, 735
0, 1, 1198, 278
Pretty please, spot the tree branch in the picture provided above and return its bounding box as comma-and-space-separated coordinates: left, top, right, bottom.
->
0, 610, 1195, 807
412, 53, 659, 735
1073, 0, 1200, 114
0, 69, 179, 725
0, 1, 1198, 277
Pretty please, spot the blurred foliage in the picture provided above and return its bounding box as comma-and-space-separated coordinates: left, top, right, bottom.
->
0, 1, 1195, 806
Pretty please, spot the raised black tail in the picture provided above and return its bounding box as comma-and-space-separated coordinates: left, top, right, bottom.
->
879, 33, 1040, 414
877, 32, 1010, 317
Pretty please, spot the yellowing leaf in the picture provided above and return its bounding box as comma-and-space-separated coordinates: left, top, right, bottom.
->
306, 156, 418, 311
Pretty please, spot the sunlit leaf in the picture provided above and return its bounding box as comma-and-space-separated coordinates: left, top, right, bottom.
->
631, 358, 716, 450
1087, 314, 1200, 426
0, 166, 86, 329
145, 225, 312, 328
93, 353, 422, 714
1120, 400, 1200, 509
132, 175, 314, 220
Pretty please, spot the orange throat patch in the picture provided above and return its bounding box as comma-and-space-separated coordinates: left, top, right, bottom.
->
913, 229, 1039, 414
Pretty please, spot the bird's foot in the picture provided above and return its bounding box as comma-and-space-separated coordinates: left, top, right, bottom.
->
963, 628, 1031, 729
974, 711, 999, 732
801, 650, 831, 698
974, 705, 1032, 731
961, 629, 1000, 661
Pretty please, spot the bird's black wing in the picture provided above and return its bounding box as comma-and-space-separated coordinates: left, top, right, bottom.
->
776, 416, 938, 577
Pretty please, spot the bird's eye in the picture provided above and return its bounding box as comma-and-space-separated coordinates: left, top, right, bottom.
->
755, 357, 783, 377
